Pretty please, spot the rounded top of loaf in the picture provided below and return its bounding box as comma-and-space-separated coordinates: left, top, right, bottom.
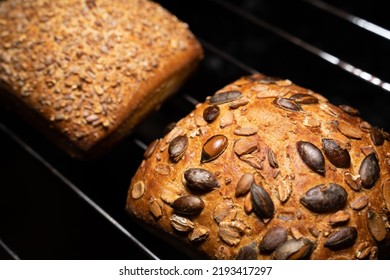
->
127, 73, 390, 260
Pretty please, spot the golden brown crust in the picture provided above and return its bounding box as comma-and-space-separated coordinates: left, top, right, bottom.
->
126, 73, 390, 260
0, 0, 203, 158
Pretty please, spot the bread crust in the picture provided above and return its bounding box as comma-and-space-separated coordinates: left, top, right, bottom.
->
127, 74, 390, 259
0, 0, 203, 158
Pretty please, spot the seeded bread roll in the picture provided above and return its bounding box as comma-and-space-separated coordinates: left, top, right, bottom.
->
0, 0, 203, 158
126, 73, 390, 260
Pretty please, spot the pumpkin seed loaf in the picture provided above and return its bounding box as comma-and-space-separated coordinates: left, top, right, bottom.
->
126, 73, 390, 260
0, 0, 203, 158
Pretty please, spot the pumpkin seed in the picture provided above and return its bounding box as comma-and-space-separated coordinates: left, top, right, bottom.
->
300, 183, 347, 213
273, 97, 302, 111
203, 105, 220, 123
359, 153, 380, 189
273, 238, 314, 260
322, 138, 350, 168
259, 226, 288, 253
210, 90, 242, 104
201, 134, 228, 163
370, 127, 384, 146
171, 195, 205, 216
324, 226, 357, 250
168, 135, 188, 162
235, 242, 258, 260
297, 141, 325, 175
184, 168, 219, 192
251, 183, 274, 220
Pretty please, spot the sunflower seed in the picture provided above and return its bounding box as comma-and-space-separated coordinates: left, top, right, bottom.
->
239, 154, 264, 170
149, 198, 163, 219
244, 192, 253, 214
336, 121, 362, 139
160, 185, 182, 205
324, 226, 357, 250
359, 153, 380, 189
219, 110, 234, 128
291, 227, 303, 240
322, 138, 351, 168
268, 148, 279, 168
143, 139, 159, 159
170, 214, 195, 232
189, 225, 209, 242
155, 164, 170, 175
297, 141, 325, 175
201, 134, 228, 163
277, 180, 292, 203
213, 199, 237, 223
251, 183, 274, 220
171, 195, 205, 216
344, 172, 361, 192
350, 195, 369, 210
273, 238, 314, 260
300, 183, 347, 213
370, 246, 379, 260
359, 121, 372, 133
303, 115, 321, 128
234, 126, 258, 136
329, 210, 350, 226
355, 242, 371, 259
233, 137, 258, 156
339, 104, 360, 116
361, 146, 375, 156
218, 220, 245, 246
308, 225, 320, 238
229, 98, 249, 109
383, 178, 390, 212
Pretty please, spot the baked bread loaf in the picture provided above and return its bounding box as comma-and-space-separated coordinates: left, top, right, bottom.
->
126, 73, 390, 260
0, 0, 203, 158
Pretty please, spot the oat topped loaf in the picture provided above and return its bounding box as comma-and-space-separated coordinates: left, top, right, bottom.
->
0, 0, 203, 158
126, 73, 390, 260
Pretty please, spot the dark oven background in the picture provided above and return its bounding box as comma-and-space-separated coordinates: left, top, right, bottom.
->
0, 0, 389, 260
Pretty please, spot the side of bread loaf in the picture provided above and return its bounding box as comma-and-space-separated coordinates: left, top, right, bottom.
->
126, 73, 390, 259
0, 0, 203, 158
